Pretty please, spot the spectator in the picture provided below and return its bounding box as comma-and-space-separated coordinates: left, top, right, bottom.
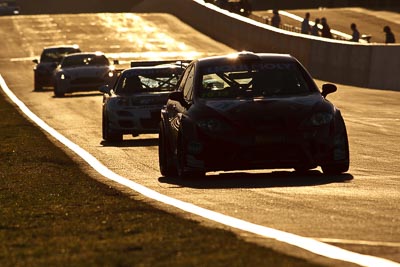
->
350, 23, 360, 42
383, 26, 396, 44
271, 9, 281, 28
311, 18, 320, 36
301, 12, 311, 34
320, 17, 333, 39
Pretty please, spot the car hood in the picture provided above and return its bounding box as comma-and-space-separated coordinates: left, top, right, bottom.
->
110, 91, 172, 107
199, 93, 333, 131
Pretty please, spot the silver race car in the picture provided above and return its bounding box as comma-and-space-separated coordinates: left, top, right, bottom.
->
100, 60, 189, 142
53, 52, 117, 97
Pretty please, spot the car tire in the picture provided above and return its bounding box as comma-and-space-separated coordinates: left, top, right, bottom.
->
33, 73, 42, 91
321, 126, 350, 175
321, 162, 349, 175
54, 84, 64, 97
177, 133, 205, 179
102, 112, 122, 142
158, 122, 176, 177
34, 82, 42, 91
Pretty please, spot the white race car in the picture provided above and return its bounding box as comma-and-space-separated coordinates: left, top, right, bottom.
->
53, 52, 117, 97
99, 60, 189, 142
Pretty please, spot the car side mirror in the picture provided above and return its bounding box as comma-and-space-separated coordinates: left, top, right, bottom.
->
99, 85, 111, 96
32, 59, 39, 64
321, 83, 337, 98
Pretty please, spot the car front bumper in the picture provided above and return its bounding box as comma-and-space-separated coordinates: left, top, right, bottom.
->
34, 70, 55, 87
106, 105, 162, 134
183, 126, 347, 172
60, 78, 111, 92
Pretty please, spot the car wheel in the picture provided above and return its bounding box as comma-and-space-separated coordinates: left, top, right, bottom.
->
158, 122, 176, 177
321, 162, 349, 175
177, 133, 205, 179
102, 112, 122, 142
54, 84, 64, 97
321, 128, 350, 175
33, 73, 42, 91
34, 82, 42, 91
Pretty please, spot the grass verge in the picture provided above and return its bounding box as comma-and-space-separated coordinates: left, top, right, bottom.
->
0, 91, 322, 267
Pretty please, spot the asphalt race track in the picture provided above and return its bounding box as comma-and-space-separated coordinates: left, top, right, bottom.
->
1, 12, 399, 266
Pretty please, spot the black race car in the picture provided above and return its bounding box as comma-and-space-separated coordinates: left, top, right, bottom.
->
159, 52, 350, 178
32, 45, 81, 91
0, 0, 19, 15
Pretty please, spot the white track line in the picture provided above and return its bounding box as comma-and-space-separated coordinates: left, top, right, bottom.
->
1, 74, 399, 267
315, 238, 400, 248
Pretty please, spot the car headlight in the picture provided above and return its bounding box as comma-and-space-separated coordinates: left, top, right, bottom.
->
60, 73, 71, 80
106, 71, 114, 78
309, 112, 333, 126
106, 66, 116, 78
197, 118, 231, 133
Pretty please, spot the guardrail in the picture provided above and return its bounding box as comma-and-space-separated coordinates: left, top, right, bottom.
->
249, 12, 371, 43
149, 0, 399, 91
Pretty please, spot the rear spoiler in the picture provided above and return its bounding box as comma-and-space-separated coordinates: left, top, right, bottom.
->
130, 60, 193, 68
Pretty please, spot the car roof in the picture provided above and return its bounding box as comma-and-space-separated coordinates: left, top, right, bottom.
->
121, 64, 185, 76
195, 51, 298, 68
63, 51, 106, 58
43, 44, 80, 50
128, 64, 185, 71
0, 0, 18, 4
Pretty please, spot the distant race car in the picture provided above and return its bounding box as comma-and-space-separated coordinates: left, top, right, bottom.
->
159, 51, 350, 178
53, 52, 117, 97
100, 60, 189, 142
32, 44, 81, 91
0, 0, 20, 15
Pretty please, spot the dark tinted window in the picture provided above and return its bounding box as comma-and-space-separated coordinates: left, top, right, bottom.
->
115, 68, 183, 95
40, 47, 81, 63
199, 61, 317, 99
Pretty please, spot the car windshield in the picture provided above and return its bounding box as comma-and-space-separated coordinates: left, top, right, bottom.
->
0, 0, 17, 8
60, 54, 109, 68
40, 48, 81, 63
199, 61, 317, 99
115, 68, 183, 95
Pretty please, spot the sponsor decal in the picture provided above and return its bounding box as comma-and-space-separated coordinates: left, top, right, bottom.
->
124, 68, 182, 78
204, 63, 295, 74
